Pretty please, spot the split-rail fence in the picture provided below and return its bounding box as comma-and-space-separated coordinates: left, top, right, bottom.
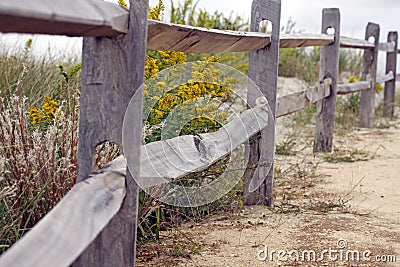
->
0, 0, 397, 266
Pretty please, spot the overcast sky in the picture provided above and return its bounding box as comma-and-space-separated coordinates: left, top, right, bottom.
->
1, 0, 399, 72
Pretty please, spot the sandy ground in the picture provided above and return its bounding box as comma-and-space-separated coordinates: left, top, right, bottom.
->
137, 116, 400, 266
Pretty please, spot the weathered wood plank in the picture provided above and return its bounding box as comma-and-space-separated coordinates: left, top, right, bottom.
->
73, 0, 148, 266
0, 0, 128, 37
383, 32, 398, 118
280, 33, 333, 48
360, 23, 380, 128
378, 41, 396, 52
377, 71, 395, 84
139, 101, 269, 188
0, 0, 272, 52
340, 36, 375, 49
147, 20, 271, 53
336, 72, 394, 96
244, 0, 281, 206
276, 83, 330, 117
314, 8, 340, 153
66, 102, 270, 189
337, 81, 371, 95
0, 172, 125, 267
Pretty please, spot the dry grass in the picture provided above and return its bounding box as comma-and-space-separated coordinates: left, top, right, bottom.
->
0, 95, 77, 252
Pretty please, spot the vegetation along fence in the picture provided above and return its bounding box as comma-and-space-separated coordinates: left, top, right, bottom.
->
0, 0, 398, 266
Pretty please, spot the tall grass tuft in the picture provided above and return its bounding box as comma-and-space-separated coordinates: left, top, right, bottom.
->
0, 38, 80, 253
0, 95, 78, 252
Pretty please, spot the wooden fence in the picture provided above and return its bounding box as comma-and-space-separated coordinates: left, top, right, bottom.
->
0, 0, 398, 266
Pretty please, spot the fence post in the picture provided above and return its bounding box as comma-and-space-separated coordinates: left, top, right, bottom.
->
360, 23, 380, 128
243, 0, 281, 206
383, 31, 398, 118
314, 8, 340, 153
73, 0, 148, 266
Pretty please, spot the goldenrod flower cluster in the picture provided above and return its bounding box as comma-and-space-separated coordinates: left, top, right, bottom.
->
348, 75, 362, 83
148, 0, 165, 20
118, 0, 129, 8
115, 0, 236, 142
28, 96, 62, 126
145, 56, 159, 79
144, 51, 235, 138
157, 93, 175, 111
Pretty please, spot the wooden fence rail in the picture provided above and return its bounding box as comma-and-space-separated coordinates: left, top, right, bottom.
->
276, 83, 331, 117
0, 0, 398, 266
0, 171, 126, 267
0, 0, 128, 37
337, 81, 372, 95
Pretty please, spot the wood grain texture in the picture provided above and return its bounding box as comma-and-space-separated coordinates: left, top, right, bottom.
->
244, 0, 281, 206
314, 8, 340, 153
340, 36, 375, 49
337, 81, 371, 95
140, 102, 269, 188
73, 0, 148, 266
280, 33, 333, 48
0, 0, 128, 37
78, 102, 270, 189
383, 32, 398, 118
0, 172, 125, 267
360, 23, 380, 128
276, 83, 330, 118
147, 20, 271, 53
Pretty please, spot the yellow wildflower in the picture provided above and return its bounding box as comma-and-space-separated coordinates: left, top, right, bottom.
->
204, 56, 219, 63
375, 83, 383, 93
143, 0, 235, 142
148, 0, 165, 20
118, 0, 129, 8
28, 96, 61, 126
42, 96, 59, 116
158, 94, 175, 111
145, 56, 159, 79
151, 96, 160, 102
154, 109, 163, 116
28, 106, 46, 125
